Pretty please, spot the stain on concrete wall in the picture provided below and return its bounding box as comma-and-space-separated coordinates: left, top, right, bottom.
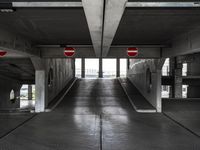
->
127, 59, 163, 112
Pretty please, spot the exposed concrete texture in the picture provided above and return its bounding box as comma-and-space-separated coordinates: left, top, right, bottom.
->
41, 47, 161, 58
0, 76, 21, 109
0, 79, 200, 149
163, 98, 200, 137
46, 58, 74, 103
82, 0, 104, 57
163, 28, 200, 57
31, 58, 74, 112
102, 0, 127, 56
127, 59, 163, 112
186, 54, 200, 98
0, 28, 39, 57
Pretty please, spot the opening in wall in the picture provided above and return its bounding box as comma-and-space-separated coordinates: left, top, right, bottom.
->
85, 59, 99, 78
103, 59, 116, 78
182, 63, 187, 76
120, 59, 127, 77
20, 85, 35, 109
75, 58, 82, 78
182, 85, 188, 98
162, 85, 170, 98
162, 58, 170, 76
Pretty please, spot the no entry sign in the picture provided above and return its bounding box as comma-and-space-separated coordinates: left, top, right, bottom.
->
64, 47, 75, 57
127, 47, 138, 57
0, 50, 7, 57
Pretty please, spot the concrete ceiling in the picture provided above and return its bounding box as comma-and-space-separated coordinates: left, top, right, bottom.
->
113, 8, 200, 45
0, 58, 35, 83
0, 8, 91, 45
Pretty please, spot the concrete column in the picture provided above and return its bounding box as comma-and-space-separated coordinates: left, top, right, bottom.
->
72, 58, 75, 78
99, 58, 103, 78
81, 58, 85, 78
127, 58, 130, 70
28, 85, 32, 100
116, 58, 120, 77
154, 70, 162, 112
171, 57, 183, 98
35, 70, 47, 112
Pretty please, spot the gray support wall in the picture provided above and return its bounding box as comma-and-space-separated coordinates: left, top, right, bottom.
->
127, 59, 162, 112
32, 58, 74, 112
45, 58, 74, 104
0, 76, 21, 109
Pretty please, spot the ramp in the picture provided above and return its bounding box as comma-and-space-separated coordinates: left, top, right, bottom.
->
118, 78, 156, 113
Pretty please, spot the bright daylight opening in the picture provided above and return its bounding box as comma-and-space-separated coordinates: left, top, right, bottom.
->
120, 58, 127, 77
20, 85, 35, 109
103, 59, 116, 78
85, 59, 99, 78
75, 58, 82, 78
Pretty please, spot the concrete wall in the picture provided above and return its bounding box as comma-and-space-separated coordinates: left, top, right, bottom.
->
0, 76, 21, 109
127, 59, 162, 112
45, 58, 74, 104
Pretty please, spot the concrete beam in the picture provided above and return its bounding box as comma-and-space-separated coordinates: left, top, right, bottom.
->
12, 2, 82, 7
102, 0, 127, 57
126, 2, 200, 8
82, 0, 104, 57
163, 29, 200, 57
40, 47, 161, 58
0, 28, 40, 57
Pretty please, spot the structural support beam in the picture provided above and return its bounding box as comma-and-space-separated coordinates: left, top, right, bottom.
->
163, 29, 200, 57
82, 0, 104, 57
0, 28, 40, 57
12, 2, 82, 7
102, 0, 127, 57
126, 2, 200, 8
41, 47, 161, 58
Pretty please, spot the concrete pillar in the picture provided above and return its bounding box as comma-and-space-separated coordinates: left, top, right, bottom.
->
28, 85, 32, 100
81, 58, 85, 78
31, 57, 47, 113
127, 58, 130, 70
72, 58, 75, 78
35, 70, 47, 112
116, 58, 120, 77
99, 58, 103, 78
171, 57, 183, 98
154, 70, 162, 112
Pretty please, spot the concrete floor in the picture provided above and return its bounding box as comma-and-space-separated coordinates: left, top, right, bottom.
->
163, 99, 200, 137
0, 79, 199, 150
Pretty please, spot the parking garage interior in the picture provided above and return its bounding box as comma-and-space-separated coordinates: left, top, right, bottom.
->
0, 1, 200, 149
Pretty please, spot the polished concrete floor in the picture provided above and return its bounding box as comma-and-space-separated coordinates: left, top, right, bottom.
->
0, 79, 199, 150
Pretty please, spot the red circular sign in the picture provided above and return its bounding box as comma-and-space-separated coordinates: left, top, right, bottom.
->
0, 50, 7, 57
127, 47, 138, 57
64, 47, 75, 57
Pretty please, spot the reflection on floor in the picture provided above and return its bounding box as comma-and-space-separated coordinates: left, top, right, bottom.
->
0, 79, 199, 150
